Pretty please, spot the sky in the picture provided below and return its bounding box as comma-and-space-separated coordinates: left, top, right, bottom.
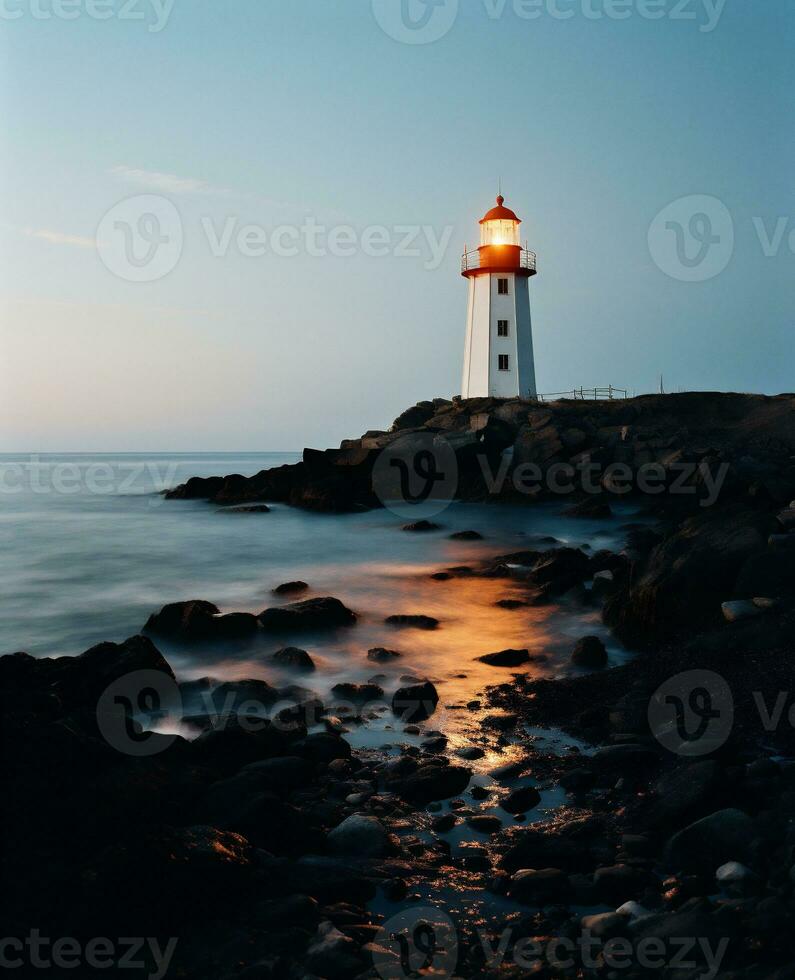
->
1, 0, 793, 451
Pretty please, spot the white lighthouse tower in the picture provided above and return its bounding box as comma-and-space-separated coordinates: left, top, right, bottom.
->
461, 195, 538, 399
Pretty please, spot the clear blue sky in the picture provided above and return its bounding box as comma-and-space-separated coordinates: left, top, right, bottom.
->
1, 0, 792, 450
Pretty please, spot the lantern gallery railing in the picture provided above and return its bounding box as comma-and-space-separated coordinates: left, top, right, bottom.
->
460, 248, 537, 274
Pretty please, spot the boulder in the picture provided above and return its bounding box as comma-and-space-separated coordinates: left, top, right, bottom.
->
392, 681, 439, 722
384, 614, 439, 630
510, 868, 570, 905
450, 530, 483, 541
664, 808, 755, 874
272, 581, 309, 595
571, 635, 608, 668
564, 496, 613, 519
721, 599, 763, 623
735, 550, 795, 598
143, 600, 221, 641
476, 649, 531, 667
367, 647, 402, 662
259, 597, 357, 631
402, 520, 441, 532
272, 647, 315, 672
327, 814, 389, 858
391, 763, 472, 803
501, 785, 541, 814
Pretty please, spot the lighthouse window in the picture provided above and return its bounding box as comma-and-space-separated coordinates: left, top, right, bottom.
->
498, 354, 510, 371
497, 320, 509, 337
497, 278, 509, 295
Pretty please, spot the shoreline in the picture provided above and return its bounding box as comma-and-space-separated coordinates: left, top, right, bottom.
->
5, 392, 795, 978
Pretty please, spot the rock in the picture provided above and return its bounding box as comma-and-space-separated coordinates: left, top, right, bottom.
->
721, 599, 763, 623
510, 868, 570, 904
476, 649, 531, 667
305, 921, 363, 979
591, 569, 616, 601
402, 520, 441, 532
495, 599, 526, 610
716, 861, 759, 895
593, 864, 649, 904
390, 763, 472, 803
392, 681, 439, 722
528, 548, 591, 595
466, 815, 502, 835
455, 746, 485, 761
143, 599, 222, 641
272, 647, 315, 671
259, 597, 357, 631
272, 581, 309, 595
571, 635, 608, 668
580, 912, 630, 939
295, 732, 352, 765
450, 530, 483, 540
501, 785, 541, 814
221, 503, 271, 513
331, 682, 384, 703
367, 647, 402, 662
605, 506, 770, 646
384, 615, 439, 630
431, 813, 458, 833
664, 808, 755, 874
645, 760, 721, 827
327, 814, 389, 858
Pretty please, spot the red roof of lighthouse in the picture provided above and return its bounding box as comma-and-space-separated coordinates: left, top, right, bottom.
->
479, 195, 521, 224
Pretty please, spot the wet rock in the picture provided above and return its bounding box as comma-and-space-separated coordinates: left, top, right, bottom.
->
476, 649, 531, 667
221, 503, 271, 513
272, 647, 315, 672
722, 599, 763, 623
509, 868, 570, 904
272, 581, 309, 595
392, 681, 439, 722
431, 813, 458, 833
144, 600, 261, 643
295, 732, 352, 765
645, 760, 721, 828
716, 861, 759, 895
327, 814, 389, 857
259, 597, 357, 631
450, 530, 483, 540
384, 615, 439, 630
391, 763, 472, 804
367, 647, 402, 662
456, 746, 485, 761
210, 679, 280, 712
571, 635, 608, 668
331, 682, 385, 703
593, 864, 650, 904
495, 598, 527, 610
664, 808, 755, 874
467, 815, 502, 835
580, 911, 630, 939
402, 520, 441, 532
501, 785, 541, 814
305, 921, 364, 979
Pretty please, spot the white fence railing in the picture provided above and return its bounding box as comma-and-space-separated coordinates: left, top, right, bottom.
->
536, 386, 628, 402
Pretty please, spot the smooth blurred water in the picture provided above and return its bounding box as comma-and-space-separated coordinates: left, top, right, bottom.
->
0, 452, 638, 748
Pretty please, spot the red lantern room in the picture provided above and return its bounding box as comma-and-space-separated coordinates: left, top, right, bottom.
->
462, 195, 537, 278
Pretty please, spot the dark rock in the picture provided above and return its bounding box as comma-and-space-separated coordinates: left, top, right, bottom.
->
466, 815, 502, 835
331, 682, 385, 704
450, 530, 483, 540
272, 581, 309, 595
391, 763, 472, 803
664, 808, 755, 874
495, 599, 527, 610
384, 615, 439, 630
501, 785, 541, 814
327, 814, 389, 857
367, 647, 402, 662
571, 635, 608, 668
221, 504, 271, 513
402, 520, 441, 532
259, 597, 357, 631
644, 760, 721, 828
392, 681, 439, 722
510, 868, 570, 904
735, 550, 795, 598
295, 733, 352, 765
476, 649, 531, 667
272, 647, 315, 672
143, 599, 220, 641
593, 864, 650, 904
431, 813, 458, 833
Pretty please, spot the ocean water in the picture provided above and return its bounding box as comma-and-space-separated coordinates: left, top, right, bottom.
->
0, 452, 636, 752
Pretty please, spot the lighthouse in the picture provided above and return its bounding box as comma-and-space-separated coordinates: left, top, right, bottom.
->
461, 195, 538, 399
